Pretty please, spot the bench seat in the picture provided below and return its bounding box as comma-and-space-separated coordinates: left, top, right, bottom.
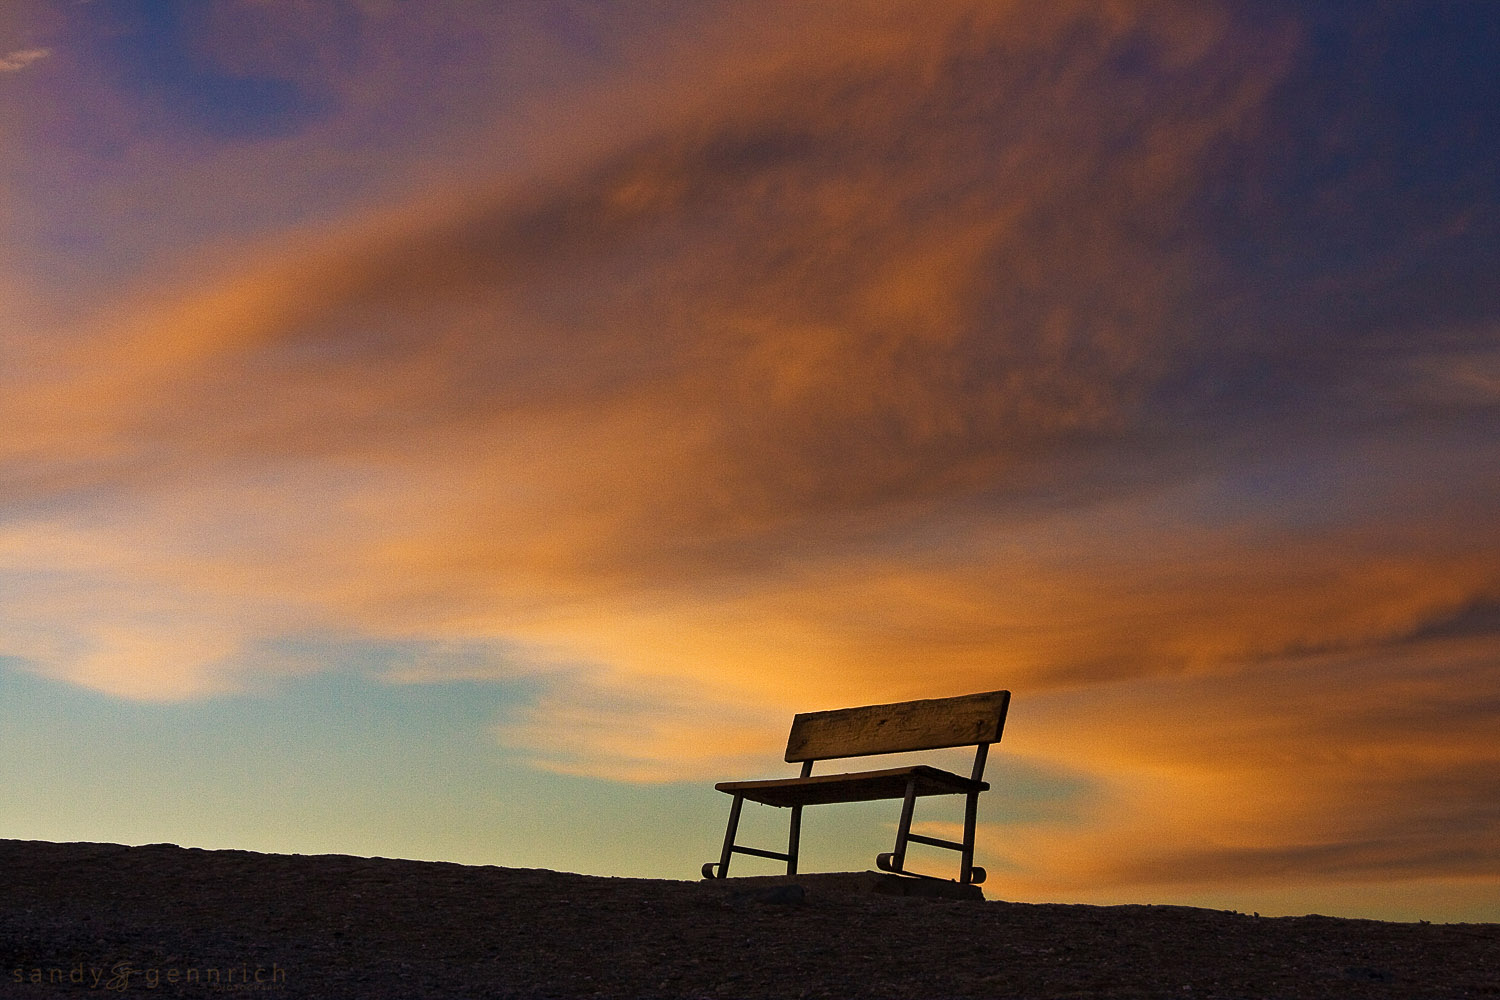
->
716, 765, 987, 808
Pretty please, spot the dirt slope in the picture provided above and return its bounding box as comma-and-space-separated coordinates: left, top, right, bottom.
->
2, 840, 1495, 998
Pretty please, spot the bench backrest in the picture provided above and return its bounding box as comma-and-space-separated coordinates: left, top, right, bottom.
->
784, 690, 1010, 763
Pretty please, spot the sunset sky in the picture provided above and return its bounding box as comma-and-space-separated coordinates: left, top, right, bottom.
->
2, 1, 1498, 923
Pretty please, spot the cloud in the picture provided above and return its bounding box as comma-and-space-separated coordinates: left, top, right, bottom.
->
981, 631, 1500, 896
491, 669, 787, 783
0, 46, 48, 72
4, 0, 1497, 690
4, 1, 1291, 517
4, 0, 1495, 685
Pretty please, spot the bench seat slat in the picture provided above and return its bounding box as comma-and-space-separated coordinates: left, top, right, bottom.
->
715, 764, 987, 808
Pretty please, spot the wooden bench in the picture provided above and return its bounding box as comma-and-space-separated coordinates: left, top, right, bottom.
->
702, 689, 1010, 885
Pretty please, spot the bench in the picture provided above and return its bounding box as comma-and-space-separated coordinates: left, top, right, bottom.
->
701, 689, 1010, 885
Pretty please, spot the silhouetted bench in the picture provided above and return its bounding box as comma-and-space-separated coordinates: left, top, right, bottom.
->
702, 689, 1010, 885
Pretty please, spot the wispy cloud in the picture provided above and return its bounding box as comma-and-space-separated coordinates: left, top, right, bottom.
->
2, 0, 1307, 698
995, 635, 1500, 898
0, 47, 48, 73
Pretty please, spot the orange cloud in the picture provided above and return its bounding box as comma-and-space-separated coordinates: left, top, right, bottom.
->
986, 632, 1500, 903
0, 46, 47, 72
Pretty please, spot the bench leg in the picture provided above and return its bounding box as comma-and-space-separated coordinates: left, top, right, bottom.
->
876, 776, 919, 876
787, 804, 803, 876
701, 794, 744, 879
960, 788, 986, 885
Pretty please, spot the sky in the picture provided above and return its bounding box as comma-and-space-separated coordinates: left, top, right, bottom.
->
1, 0, 1497, 923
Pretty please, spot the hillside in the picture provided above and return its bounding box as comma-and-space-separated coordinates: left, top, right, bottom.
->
2, 840, 1495, 998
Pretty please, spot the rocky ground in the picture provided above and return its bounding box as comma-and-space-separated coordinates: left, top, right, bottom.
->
2, 839, 1496, 999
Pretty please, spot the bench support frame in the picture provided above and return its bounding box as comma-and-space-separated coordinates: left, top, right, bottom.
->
874, 743, 988, 883
702, 762, 813, 880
